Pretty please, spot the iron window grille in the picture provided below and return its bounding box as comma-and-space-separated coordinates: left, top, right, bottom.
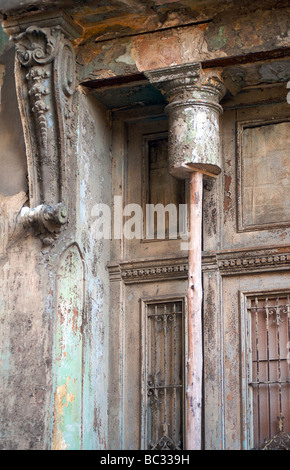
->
141, 298, 185, 450
245, 293, 290, 450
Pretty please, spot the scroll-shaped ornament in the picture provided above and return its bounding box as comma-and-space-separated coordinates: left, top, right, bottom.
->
15, 26, 56, 67
21, 203, 68, 240
12, 24, 77, 243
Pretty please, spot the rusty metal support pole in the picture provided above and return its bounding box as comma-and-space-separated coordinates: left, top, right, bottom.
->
186, 170, 203, 450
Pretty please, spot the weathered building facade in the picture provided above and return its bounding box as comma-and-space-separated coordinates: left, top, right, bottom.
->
0, 0, 289, 450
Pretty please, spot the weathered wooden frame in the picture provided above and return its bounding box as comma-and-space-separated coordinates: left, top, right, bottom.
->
140, 294, 187, 450
141, 131, 189, 243
237, 117, 290, 233
240, 287, 290, 450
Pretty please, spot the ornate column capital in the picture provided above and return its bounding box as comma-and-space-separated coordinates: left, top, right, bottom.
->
145, 64, 226, 179
3, 12, 81, 244
145, 63, 225, 110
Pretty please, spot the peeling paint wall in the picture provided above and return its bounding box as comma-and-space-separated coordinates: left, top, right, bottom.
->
77, 3, 290, 83
202, 84, 290, 450
52, 244, 84, 450
75, 92, 111, 450
0, 213, 56, 449
0, 24, 50, 450
0, 19, 112, 448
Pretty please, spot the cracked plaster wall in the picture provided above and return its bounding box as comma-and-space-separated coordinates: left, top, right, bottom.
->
0, 20, 111, 448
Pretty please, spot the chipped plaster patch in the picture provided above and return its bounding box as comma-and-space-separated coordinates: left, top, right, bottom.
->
0, 64, 5, 113
277, 32, 290, 47
53, 377, 75, 450
115, 45, 135, 66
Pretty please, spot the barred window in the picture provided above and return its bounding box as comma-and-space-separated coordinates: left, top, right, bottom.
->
246, 294, 290, 450
142, 299, 185, 450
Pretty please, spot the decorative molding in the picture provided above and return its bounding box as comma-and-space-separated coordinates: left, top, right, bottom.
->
237, 118, 290, 233
202, 253, 219, 272
108, 247, 290, 283
14, 25, 56, 67
4, 14, 81, 244
108, 257, 188, 284
145, 64, 226, 179
121, 263, 188, 283
217, 248, 290, 274
145, 64, 226, 114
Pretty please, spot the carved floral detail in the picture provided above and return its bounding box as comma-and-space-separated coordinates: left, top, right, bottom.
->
14, 27, 57, 163
26, 67, 50, 151
121, 264, 188, 281
14, 26, 57, 67
218, 253, 290, 271
12, 23, 77, 242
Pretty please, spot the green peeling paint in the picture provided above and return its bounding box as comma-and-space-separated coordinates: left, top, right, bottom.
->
206, 24, 227, 51
0, 25, 9, 57
52, 244, 84, 450
218, 26, 224, 42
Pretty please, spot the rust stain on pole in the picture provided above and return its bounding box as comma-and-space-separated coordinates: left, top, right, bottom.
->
187, 170, 203, 450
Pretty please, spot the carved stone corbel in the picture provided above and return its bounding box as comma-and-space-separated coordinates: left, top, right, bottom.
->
3, 13, 81, 243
